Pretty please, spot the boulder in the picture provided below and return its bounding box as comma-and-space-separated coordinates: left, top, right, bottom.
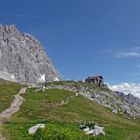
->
84, 125, 105, 136
28, 124, 45, 135
83, 127, 90, 133
92, 125, 105, 136
112, 109, 118, 114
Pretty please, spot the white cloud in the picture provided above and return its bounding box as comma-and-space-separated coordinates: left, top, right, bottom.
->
115, 52, 140, 58
14, 15, 46, 20
109, 83, 140, 98
129, 46, 140, 51
107, 46, 140, 58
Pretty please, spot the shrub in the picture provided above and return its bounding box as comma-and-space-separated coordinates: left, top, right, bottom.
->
32, 128, 46, 140
79, 121, 95, 130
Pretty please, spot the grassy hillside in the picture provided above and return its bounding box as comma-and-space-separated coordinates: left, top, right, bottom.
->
1, 87, 140, 140
0, 80, 21, 112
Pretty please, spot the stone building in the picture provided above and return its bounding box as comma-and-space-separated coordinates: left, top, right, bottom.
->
85, 75, 104, 86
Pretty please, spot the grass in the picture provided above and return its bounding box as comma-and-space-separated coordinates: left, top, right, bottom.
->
1, 86, 140, 139
0, 80, 21, 112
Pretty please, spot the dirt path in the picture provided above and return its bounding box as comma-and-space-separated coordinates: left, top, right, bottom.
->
0, 87, 27, 140
51, 92, 79, 107
0, 87, 27, 123
60, 92, 79, 106
0, 134, 5, 140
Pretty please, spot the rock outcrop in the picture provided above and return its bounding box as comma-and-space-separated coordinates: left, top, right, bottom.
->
116, 92, 140, 108
0, 24, 60, 83
46, 81, 140, 118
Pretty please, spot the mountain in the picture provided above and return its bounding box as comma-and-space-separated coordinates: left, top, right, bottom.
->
116, 91, 140, 108
0, 24, 60, 83
109, 83, 140, 98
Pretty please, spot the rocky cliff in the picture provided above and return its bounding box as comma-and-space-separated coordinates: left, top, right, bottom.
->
0, 24, 60, 83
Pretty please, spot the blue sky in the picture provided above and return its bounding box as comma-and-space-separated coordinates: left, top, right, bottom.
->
1, 0, 140, 84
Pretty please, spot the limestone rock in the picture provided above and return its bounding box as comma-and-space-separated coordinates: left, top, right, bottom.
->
28, 124, 45, 135
84, 125, 105, 136
92, 125, 105, 136
116, 92, 140, 107
112, 109, 118, 114
0, 24, 60, 83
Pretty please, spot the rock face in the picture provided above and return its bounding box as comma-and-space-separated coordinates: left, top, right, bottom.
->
116, 92, 140, 108
0, 24, 60, 83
